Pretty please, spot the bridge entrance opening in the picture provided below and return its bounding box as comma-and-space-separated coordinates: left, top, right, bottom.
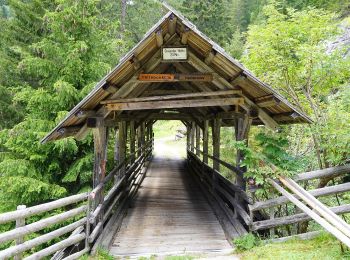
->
152, 120, 187, 159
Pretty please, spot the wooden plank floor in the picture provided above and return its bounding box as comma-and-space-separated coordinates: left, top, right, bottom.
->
109, 156, 233, 257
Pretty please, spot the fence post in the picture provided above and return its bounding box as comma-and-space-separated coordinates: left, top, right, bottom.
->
14, 205, 26, 260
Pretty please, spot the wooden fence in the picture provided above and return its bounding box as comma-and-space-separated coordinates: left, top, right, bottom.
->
249, 164, 350, 240
0, 139, 153, 259
187, 148, 350, 243
187, 150, 249, 240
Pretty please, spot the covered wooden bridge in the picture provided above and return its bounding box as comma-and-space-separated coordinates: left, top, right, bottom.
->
1, 5, 350, 260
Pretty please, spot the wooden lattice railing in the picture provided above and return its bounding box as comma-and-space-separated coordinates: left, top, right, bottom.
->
187, 149, 350, 244
187, 150, 250, 240
0, 139, 153, 259
249, 164, 350, 241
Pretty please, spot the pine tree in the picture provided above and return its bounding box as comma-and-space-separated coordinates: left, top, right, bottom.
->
180, 0, 235, 45
0, 0, 125, 210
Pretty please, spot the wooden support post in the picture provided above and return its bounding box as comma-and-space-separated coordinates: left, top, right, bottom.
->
93, 126, 108, 211
114, 127, 119, 162
235, 115, 252, 191
203, 120, 209, 164
269, 207, 275, 238
190, 122, 195, 152
196, 125, 201, 156
186, 125, 191, 151
141, 122, 146, 164
212, 117, 221, 172
137, 125, 142, 158
130, 121, 135, 162
14, 205, 26, 260
118, 121, 126, 180
148, 123, 152, 141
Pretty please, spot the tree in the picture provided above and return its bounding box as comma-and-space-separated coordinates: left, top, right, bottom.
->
0, 0, 125, 211
178, 0, 235, 45
242, 3, 350, 173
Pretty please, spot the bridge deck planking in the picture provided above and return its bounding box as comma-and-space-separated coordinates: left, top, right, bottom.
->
108, 157, 234, 257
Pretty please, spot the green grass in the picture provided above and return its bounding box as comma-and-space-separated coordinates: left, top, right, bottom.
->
79, 248, 114, 260
240, 233, 350, 260
153, 120, 185, 138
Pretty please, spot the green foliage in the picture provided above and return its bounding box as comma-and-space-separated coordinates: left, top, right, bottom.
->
319, 86, 350, 165
240, 232, 350, 259
79, 247, 115, 260
0, 0, 125, 212
225, 29, 245, 59
282, 0, 350, 14
177, 0, 236, 45
226, 129, 303, 196
234, 233, 260, 252
242, 2, 350, 169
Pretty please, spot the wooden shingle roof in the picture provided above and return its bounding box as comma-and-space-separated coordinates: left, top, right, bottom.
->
41, 5, 311, 143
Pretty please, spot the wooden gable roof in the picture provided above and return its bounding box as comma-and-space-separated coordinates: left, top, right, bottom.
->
41, 5, 312, 143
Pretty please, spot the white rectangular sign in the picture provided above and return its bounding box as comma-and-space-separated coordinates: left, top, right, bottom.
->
162, 47, 188, 61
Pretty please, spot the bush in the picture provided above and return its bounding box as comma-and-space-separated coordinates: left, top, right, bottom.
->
233, 233, 260, 252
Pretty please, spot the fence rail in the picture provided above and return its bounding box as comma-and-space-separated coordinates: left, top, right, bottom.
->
187, 148, 350, 244
249, 164, 350, 240
187, 150, 248, 240
0, 138, 154, 260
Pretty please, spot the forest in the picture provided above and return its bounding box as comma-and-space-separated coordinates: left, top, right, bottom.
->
0, 0, 349, 258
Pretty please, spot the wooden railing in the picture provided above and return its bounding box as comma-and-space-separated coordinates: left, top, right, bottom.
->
0, 193, 89, 260
88, 138, 153, 253
0, 139, 154, 259
187, 150, 250, 240
249, 164, 350, 240
188, 148, 350, 243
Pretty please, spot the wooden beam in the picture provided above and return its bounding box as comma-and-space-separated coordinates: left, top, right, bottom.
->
203, 120, 209, 164
168, 14, 177, 35
205, 51, 216, 65
131, 56, 141, 70
181, 27, 190, 45
130, 120, 136, 162
87, 117, 105, 128
235, 115, 252, 192
190, 122, 195, 152
118, 121, 127, 180
149, 113, 192, 121
74, 110, 96, 119
173, 62, 231, 113
230, 74, 247, 86
196, 125, 201, 156
212, 117, 221, 172
92, 126, 108, 212
251, 182, 350, 211
208, 111, 245, 120
156, 30, 163, 47
73, 46, 165, 140
102, 83, 119, 94
143, 89, 194, 96
137, 73, 213, 83
101, 90, 242, 104
255, 95, 281, 108
294, 164, 350, 182
105, 112, 192, 123
186, 124, 191, 150
57, 126, 81, 138
75, 124, 90, 141
187, 51, 280, 130
105, 97, 244, 111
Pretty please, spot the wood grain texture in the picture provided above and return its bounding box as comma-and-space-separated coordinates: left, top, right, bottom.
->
109, 157, 233, 257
